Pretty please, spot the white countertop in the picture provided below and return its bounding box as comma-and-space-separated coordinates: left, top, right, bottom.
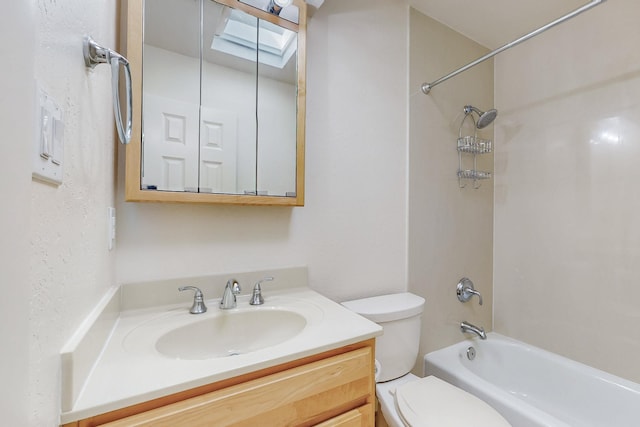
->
60, 286, 381, 424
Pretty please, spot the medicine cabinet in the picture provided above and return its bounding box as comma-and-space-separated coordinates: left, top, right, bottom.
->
123, 0, 306, 206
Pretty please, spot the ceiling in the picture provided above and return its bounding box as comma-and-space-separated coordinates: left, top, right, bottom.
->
408, 0, 590, 49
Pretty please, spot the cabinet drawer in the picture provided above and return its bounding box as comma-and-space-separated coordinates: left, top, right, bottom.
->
101, 347, 373, 426
315, 403, 374, 427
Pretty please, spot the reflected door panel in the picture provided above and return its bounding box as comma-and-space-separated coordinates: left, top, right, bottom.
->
142, 94, 199, 191
199, 108, 238, 193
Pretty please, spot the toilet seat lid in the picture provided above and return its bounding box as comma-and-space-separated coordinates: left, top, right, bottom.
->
394, 376, 512, 427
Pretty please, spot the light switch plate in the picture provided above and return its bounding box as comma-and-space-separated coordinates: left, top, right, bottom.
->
32, 85, 64, 185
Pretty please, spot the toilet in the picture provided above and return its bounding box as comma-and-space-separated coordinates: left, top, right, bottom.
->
342, 293, 511, 427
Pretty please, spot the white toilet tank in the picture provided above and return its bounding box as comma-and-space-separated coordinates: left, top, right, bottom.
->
342, 293, 425, 382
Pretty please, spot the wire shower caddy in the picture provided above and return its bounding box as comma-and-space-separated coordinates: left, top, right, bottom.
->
457, 113, 492, 189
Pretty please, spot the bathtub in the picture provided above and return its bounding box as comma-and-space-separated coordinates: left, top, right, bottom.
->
424, 333, 640, 427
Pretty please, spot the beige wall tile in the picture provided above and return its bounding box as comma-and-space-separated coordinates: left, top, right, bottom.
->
494, 0, 640, 383
408, 9, 494, 370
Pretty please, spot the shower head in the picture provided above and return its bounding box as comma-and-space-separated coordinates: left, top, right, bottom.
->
464, 105, 498, 129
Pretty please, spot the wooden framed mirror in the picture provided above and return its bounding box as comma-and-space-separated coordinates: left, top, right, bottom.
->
122, 0, 306, 206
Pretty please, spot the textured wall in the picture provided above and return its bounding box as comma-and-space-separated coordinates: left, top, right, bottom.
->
408, 9, 494, 368
28, 0, 118, 424
116, 0, 409, 302
494, 0, 640, 383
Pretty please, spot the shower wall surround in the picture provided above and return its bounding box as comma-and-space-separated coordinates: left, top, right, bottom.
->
494, 0, 640, 383
408, 9, 494, 370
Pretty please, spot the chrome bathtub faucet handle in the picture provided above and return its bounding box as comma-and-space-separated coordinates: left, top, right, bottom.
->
220, 279, 241, 309
178, 286, 207, 314
457, 277, 483, 305
250, 276, 274, 306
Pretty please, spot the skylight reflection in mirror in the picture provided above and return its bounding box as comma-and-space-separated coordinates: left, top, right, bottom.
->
212, 9, 297, 69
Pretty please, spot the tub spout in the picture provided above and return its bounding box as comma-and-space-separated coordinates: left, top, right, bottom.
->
460, 321, 487, 340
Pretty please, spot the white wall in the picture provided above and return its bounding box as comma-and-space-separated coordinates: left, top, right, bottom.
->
22, 0, 118, 424
494, 0, 640, 383
0, 2, 408, 421
408, 9, 494, 364
117, 0, 409, 303
0, 3, 33, 425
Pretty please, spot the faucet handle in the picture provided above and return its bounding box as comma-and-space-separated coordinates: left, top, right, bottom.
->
250, 276, 274, 306
456, 278, 483, 306
179, 286, 207, 314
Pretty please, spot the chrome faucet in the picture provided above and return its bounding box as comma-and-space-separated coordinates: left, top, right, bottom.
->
178, 286, 207, 314
220, 279, 241, 309
249, 276, 274, 305
460, 321, 487, 340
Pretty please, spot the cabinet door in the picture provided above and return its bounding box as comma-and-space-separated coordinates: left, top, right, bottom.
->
100, 347, 373, 427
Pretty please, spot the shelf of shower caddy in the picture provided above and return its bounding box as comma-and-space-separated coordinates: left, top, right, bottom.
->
457, 136, 493, 154
457, 170, 492, 180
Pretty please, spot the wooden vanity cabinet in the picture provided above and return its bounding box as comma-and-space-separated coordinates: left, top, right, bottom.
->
62, 340, 375, 427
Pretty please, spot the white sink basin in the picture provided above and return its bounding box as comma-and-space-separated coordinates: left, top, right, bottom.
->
156, 310, 306, 360
122, 297, 324, 361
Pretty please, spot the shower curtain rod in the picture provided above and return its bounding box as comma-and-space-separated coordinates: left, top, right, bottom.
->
421, 0, 606, 94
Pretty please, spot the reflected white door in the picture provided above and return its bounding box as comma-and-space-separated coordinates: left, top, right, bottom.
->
142, 94, 199, 191
199, 107, 238, 193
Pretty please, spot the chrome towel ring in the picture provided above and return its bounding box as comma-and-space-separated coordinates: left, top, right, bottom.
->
83, 36, 132, 145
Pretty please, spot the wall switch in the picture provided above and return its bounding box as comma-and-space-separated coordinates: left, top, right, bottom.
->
39, 106, 52, 159
52, 117, 64, 165
32, 85, 64, 185
107, 207, 116, 251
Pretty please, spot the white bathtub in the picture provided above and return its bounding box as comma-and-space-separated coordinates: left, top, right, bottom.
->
424, 333, 640, 427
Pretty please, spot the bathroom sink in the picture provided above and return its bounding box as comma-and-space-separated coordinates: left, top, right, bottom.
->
122, 297, 324, 361
155, 310, 306, 360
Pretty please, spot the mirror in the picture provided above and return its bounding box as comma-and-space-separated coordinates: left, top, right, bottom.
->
123, 0, 306, 206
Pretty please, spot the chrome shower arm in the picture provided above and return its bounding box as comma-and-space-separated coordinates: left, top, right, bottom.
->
83, 36, 133, 144
421, 0, 606, 94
